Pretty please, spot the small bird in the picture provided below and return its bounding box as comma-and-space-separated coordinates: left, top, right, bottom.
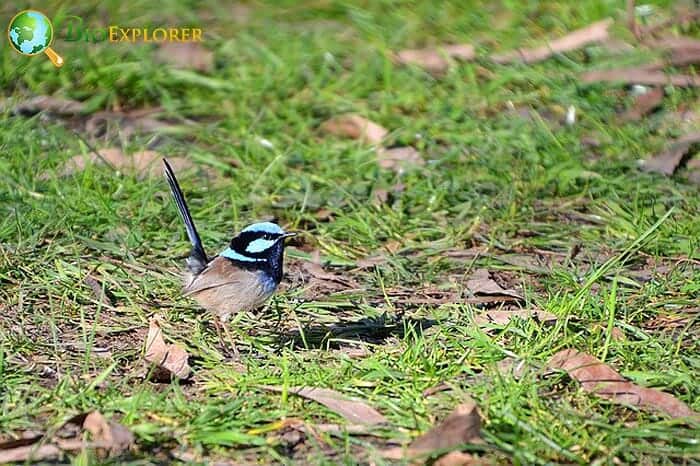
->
162, 158, 295, 325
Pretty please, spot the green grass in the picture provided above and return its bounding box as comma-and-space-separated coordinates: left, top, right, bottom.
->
1, 0, 699, 464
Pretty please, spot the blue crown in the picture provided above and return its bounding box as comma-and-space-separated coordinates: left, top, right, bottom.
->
241, 222, 285, 235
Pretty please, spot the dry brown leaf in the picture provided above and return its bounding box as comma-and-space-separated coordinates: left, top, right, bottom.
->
443, 247, 488, 261
0, 411, 133, 463
84, 108, 176, 139
610, 327, 626, 342
394, 44, 475, 74
648, 36, 700, 56
496, 357, 529, 379
686, 157, 700, 185
549, 349, 697, 418
422, 382, 452, 397
285, 256, 358, 300
301, 251, 358, 288
314, 208, 334, 221
261, 386, 387, 425
377, 146, 424, 172
355, 254, 389, 269
144, 316, 192, 380
372, 188, 389, 204
320, 114, 388, 145
13, 96, 85, 116
0, 441, 61, 463
155, 42, 214, 72
82, 411, 134, 457
83, 274, 114, 307
434, 451, 486, 466
581, 69, 700, 87
619, 87, 665, 122
492, 18, 612, 64
642, 132, 700, 175
643, 8, 700, 37
49, 148, 194, 179
381, 400, 482, 460
473, 309, 556, 326
465, 269, 523, 300
314, 423, 376, 436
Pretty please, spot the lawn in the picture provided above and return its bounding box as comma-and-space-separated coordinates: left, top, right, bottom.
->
1, 0, 699, 464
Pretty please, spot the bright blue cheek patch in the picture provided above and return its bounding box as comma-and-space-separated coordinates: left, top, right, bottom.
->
220, 247, 264, 262
245, 238, 276, 253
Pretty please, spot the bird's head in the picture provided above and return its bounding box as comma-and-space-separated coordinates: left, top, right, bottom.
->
219, 222, 295, 282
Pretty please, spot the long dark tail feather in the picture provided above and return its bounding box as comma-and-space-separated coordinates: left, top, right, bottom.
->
162, 158, 208, 273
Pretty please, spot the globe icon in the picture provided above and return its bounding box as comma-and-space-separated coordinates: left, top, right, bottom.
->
7, 10, 64, 67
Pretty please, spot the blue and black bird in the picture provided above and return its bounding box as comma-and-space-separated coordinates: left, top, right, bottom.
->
163, 159, 295, 323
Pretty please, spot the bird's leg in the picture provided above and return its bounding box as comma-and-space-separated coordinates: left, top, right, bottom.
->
213, 319, 240, 360
273, 299, 284, 331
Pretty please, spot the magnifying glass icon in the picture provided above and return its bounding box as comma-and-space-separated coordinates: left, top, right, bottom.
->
8, 10, 64, 67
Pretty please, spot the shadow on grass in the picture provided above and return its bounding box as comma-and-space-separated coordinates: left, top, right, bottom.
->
276, 315, 438, 349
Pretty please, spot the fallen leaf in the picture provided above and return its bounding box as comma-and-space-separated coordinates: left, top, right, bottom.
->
320, 114, 388, 145
83, 274, 114, 307
465, 269, 523, 300
549, 349, 697, 418
643, 9, 700, 37
641, 132, 700, 175
686, 157, 700, 184
301, 251, 358, 288
314, 423, 376, 436
434, 451, 485, 466
84, 108, 177, 139
619, 87, 664, 121
490, 253, 552, 275
377, 146, 424, 172
261, 386, 387, 425
155, 42, 214, 73
355, 254, 389, 269
442, 247, 488, 261
313, 208, 334, 221
0, 440, 60, 463
496, 357, 529, 379
13, 96, 85, 116
144, 316, 192, 380
644, 307, 699, 331
82, 411, 134, 457
473, 309, 556, 326
0, 411, 133, 463
648, 36, 700, 59
48, 148, 195, 179
599, 39, 636, 54
492, 18, 613, 64
423, 382, 452, 397
610, 327, 626, 341
334, 346, 370, 359
394, 44, 475, 74
382, 400, 482, 460
372, 188, 389, 204
581, 69, 700, 87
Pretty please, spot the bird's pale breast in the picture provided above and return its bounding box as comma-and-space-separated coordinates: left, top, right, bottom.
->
183, 256, 277, 322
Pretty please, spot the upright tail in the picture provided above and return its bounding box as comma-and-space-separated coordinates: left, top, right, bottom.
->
163, 158, 208, 274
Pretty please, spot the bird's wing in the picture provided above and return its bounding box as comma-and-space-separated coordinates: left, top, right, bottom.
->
184, 256, 272, 320
184, 256, 258, 295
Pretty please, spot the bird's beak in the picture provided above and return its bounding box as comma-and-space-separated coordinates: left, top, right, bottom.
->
281, 232, 298, 239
